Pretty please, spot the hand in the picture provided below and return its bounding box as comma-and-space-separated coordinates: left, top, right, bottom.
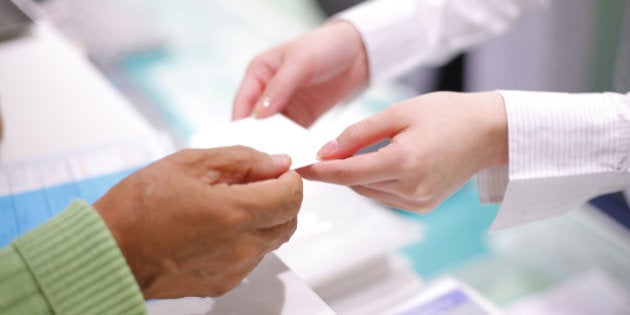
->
232, 21, 368, 127
93, 146, 303, 299
298, 91, 508, 213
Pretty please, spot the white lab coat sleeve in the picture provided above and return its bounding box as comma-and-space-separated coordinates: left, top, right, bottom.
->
337, 0, 547, 83
477, 91, 630, 230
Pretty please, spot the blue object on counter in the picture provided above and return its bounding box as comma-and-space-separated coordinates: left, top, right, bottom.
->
399, 181, 500, 278
0, 169, 135, 247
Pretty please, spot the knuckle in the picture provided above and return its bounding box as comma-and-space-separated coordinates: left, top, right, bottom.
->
247, 56, 268, 74
246, 58, 261, 73
177, 148, 196, 156
285, 219, 298, 239
227, 145, 257, 159
327, 164, 354, 185
171, 148, 200, 163
276, 173, 303, 211
342, 122, 366, 143
387, 102, 410, 118
270, 220, 298, 250
412, 205, 433, 214
281, 219, 298, 240
411, 185, 432, 202
224, 267, 257, 295
406, 193, 438, 214
218, 207, 253, 229
247, 56, 277, 81
290, 182, 304, 212
209, 287, 229, 297
209, 277, 241, 297
217, 146, 263, 175
398, 148, 421, 171
230, 244, 260, 264
202, 283, 227, 297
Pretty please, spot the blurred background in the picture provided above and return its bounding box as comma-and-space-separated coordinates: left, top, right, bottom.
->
2, 0, 630, 313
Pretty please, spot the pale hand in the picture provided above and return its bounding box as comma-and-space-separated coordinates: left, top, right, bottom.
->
94, 146, 303, 299
232, 21, 368, 127
298, 91, 508, 213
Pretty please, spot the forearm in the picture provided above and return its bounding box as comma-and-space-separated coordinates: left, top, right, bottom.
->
338, 0, 547, 82
0, 200, 146, 314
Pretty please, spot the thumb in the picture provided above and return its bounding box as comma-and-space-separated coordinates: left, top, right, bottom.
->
203, 147, 292, 184
317, 111, 401, 160
242, 153, 293, 183
253, 62, 307, 119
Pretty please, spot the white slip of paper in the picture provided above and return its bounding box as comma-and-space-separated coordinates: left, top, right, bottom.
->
189, 114, 329, 169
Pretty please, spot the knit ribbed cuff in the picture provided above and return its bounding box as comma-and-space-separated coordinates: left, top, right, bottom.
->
13, 200, 146, 315
0, 245, 52, 314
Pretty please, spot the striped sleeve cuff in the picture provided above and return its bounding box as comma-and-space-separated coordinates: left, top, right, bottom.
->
476, 165, 509, 203
11, 200, 146, 314
487, 90, 630, 230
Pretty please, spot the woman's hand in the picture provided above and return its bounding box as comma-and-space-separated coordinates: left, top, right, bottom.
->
233, 21, 368, 127
299, 91, 508, 213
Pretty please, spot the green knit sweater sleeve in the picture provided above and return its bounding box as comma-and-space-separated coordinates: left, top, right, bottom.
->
0, 200, 146, 314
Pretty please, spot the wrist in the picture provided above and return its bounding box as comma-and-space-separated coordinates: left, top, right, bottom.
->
328, 20, 369, 82
93, 181, 150, 294
334, 20, 365, 53
478, 91, 509, 167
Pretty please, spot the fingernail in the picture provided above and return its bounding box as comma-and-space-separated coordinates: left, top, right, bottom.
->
317, 140, 339, 159
253, 97, 272, 118
271, 154, 291, 166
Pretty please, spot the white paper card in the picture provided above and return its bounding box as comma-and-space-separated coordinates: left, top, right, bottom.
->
189, 114, 328, 169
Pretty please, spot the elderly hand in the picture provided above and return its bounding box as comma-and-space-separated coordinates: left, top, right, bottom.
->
232, 21, 368, 127
93, 146, 303, 299
298, 91, 508, 213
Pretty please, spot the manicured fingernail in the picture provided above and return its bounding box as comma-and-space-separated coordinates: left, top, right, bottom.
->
262, 97, 271, 108
271, 154, 291, 166
317, 140, 339, 159
253, 97, 272, 118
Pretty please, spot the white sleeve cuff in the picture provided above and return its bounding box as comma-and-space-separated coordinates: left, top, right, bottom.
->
338, 0, 545, 83
489, 90, 630, 230
337, 0, 431, 82
476, 166, 509, 203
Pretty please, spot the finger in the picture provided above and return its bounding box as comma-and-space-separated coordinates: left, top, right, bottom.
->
229, 170, 303, 228
254, 218, 298, 250
252, 56, 310, 119
201, 253, 264, 296
232, 74, 265, 120
232, 53, 278, 120
317, 109, 404, 160
352, 185, 434, 214
145, 255, 263, 298
351, 185, 407, 210
298, 145, 400, 186
360, 179, 431, 204
240, 150, 292, 183
195, 146, 292, 184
